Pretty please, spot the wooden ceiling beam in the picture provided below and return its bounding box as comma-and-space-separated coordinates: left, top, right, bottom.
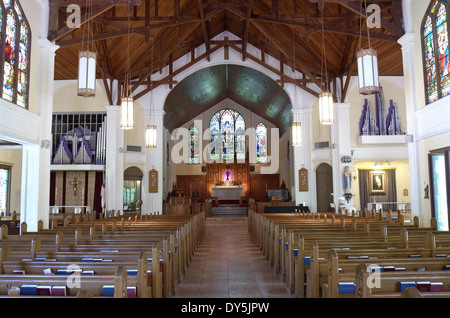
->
197, 0, 211, 62
133, 43, 222, 100
340, 61, 355, 102
126, 0, 200, 86
56, 16, 199, 47
241, 0, 254, 62
251, 14, 399, 42
202, 2, 247, 10
228, 42, 319, 97
130, 21, 201, 92
250, 19, 327, 93
308, 0, 404, 37
95, 42, 114, 104
144, 0, 151, 43
48, 0, 143, 42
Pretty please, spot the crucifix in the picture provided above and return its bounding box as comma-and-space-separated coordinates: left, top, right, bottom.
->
65, 128, 91, 159
69, 177, 82, 196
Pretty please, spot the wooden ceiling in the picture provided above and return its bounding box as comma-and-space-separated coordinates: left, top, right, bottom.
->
49, 0, 405, 132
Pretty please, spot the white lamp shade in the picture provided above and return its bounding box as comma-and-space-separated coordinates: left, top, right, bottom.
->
77, 51, 96, 97
146, 124, 157, 149
319, 91, 334, 125
357, 48, 380, 95
292, 122, 302, 147
120, 95, 134, 129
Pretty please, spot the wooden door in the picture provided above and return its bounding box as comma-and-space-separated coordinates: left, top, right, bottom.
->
316, 163, 333, 212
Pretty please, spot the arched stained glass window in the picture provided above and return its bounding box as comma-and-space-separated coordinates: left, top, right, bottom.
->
189, 123, 200, 165
221, 110, 235, 161
209, 109, 246, 162
210, 114, 220, 161
423, 0, 450, 104
256, 123, 267, 163
0, 0, 30, 108
235, 115, 245, 161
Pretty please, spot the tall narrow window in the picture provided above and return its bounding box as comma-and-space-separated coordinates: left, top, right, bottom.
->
221, 110, 235, 161
209, 114, 220, 161
235, 114, 246, 161
423, 0, 450, 104
256, 122, 267, 163
189, 123, 200, 164
0, 166, 10, 214
0, 0, 30, 108
17, 20, 28, 107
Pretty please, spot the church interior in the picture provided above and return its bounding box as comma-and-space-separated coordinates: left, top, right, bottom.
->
0, 0, 449, 301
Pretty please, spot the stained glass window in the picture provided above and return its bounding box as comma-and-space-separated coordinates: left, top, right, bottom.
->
423, 0, 450, 104
209, 109, 246, 162
235, 115, 246, 161
189, 123, 200, 164
221, 110, 235, 161
210, 114, 220, 161
256, 123, 267, 163
0, 167, 9, 214
0, 0, 30, 108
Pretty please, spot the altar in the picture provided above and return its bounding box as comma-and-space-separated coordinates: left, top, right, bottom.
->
211, 185, 244, 200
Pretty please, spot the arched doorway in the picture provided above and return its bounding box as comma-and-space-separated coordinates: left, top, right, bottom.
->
123, 167, 143, 214
316, 163, 333, 212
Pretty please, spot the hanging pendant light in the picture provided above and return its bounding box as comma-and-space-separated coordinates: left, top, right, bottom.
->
146, 124, 157, 149
77, 51, 96, 97
145, 43, 157, 148
318, 5, 334, 125
357, 48, 380, 95
319, 91, 334, 125
77, 0, 96, 97
120, 12, 134, 130
357, 0, 380, 95
292, 122, 302, 147
120, 77, 134, 129
291, 33, 303, 147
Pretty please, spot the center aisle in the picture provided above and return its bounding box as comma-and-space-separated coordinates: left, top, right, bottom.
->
172, 216, 296, 298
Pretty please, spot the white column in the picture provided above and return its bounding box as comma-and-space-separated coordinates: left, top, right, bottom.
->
105, 105, 124, 214
398, 32, 422, 224
21, 145, 40, 232
330, 103, 353, 211
37, 38, 59, 229
144, 109, 165, 214
292, 107, 314, 209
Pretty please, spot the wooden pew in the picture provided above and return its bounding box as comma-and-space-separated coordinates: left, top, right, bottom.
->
248, 211, 446, 298
0, 212, 205, 298
252, 212, 411, 296
326, 249, 450, 298
356, 263, 450, 298
0, 243, 154, 298
0, 265, 132, 297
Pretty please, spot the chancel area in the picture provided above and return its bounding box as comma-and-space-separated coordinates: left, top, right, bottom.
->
0, 0, 449, 300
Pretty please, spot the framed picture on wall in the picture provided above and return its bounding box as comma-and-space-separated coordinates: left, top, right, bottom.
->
299, 168, 308, 192
149, 169, 158, 193
369, 171, 385, 194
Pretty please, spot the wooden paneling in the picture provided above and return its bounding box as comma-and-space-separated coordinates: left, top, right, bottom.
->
176, 171, 279, 199
206, 161, 249, 184
249, 174, 280, 198
176, 175, 207, 198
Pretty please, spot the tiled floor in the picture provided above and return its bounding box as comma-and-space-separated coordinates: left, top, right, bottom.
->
172, 216, 296, 298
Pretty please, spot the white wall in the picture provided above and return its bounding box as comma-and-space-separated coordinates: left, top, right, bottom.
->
51, 24, 434, 221
400, 0, 450, 227
0, 0, 53, 230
